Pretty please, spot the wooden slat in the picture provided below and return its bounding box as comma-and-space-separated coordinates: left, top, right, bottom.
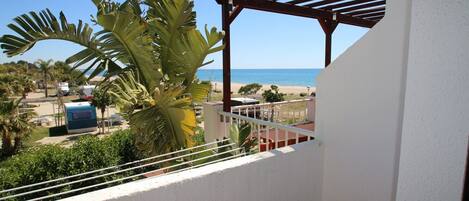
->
335, 0, 386, 13
345, 7, 385, 16
364, 15, 384, 21
355, 11, 385, 18
319, 0, 375, 10
286, 0, 315, 4
304, 0, 344, 8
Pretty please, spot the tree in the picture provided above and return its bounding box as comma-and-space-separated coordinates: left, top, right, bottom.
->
0, 98, 35, 157
90, 87, 113, 134
238, 83, 262, 96
0, 0, 224, 156
262, 85, 285, 103
35, 59, 54, 97
262, 85, 285, 122
0, 74, 35, 99
18, 75, 36, 99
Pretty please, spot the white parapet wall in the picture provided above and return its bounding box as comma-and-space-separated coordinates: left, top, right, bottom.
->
63, 141, 323, 201
396, 0, 469, 200
315, 0, 412, 201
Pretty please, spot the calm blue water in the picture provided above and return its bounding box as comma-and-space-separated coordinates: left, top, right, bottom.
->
196, 69, 322, 87
85, 68, 322, 87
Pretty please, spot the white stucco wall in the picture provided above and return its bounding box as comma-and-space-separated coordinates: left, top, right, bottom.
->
315, 1, 411, 201
396, 1, 469, 201
63, 141, 322, 201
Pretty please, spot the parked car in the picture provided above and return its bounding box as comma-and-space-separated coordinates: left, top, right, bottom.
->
57, 82, 70, 96
109, 114, 125, 125
78, 85, 96, 100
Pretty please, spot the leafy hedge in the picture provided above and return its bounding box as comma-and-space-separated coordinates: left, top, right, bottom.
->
0, 129, 140, 199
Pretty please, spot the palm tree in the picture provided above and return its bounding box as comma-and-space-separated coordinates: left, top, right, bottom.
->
35, 59, 54, 98
90, 87, 113, 134
18, 76, 36, 99
0, 0, 224, 155
0, 98, 35, 157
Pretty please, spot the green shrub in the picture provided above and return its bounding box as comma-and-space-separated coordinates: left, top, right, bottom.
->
0, 129, 139, 199
192, 127, 206, 146
262, 85, 285, 103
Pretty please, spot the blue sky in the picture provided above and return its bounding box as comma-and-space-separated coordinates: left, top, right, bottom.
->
0, 0, 369, 69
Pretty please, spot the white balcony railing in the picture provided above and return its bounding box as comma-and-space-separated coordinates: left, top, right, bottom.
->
230, 98, 313, 125
0, 139, 245, 201
219, 111, 315, 152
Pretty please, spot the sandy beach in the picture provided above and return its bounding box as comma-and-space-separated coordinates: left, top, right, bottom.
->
212, 82, 316, 95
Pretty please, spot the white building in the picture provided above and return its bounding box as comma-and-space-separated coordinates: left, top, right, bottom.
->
11, 0, 469, 201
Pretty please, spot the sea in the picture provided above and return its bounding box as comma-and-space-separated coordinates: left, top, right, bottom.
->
85, 68, 322, 87
196, 68, 322, 87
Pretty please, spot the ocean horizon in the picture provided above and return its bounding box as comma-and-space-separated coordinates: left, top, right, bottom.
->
84, 68, 323, 87
197, 68, 322, 87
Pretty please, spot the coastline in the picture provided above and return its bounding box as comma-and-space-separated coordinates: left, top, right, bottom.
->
212, 82, 316, 94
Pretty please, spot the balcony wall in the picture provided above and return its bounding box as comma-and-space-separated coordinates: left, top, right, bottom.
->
315, 1, 412, 201
63, 141, 322, 201
396, 0, 469, 200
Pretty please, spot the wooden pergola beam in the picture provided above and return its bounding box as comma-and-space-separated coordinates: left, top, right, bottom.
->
228, 5, 244, 24
217, 0, 376, 28
216, 0, 386, 110
318, 19, 338, 67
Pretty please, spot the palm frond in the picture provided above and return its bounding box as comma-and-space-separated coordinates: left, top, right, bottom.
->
0, 9, 121, 80
146, 0, 196, 78
96, 9, 162, 89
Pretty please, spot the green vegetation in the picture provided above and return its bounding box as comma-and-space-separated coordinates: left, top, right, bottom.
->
0, 60, 86, 99
0, 130, 140, 199
262, 85, 286, 103
238, 83, 262, 96
0, 98, 36, 158
0, 0, 224, 157
0, 129, 246, 199
230, 123, 257, 153
23, 127, 49, 147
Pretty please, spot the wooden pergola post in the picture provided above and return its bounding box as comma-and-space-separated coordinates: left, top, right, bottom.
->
222, 3, 232, 112
319, 18, 338, 67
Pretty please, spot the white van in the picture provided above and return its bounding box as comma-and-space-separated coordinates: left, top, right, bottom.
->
57, 82, 70, 96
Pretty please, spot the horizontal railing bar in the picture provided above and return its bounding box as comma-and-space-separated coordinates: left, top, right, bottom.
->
230, 98, 312, 110
220, 112, 315, 137
26, 148, 242, 201
171, 152, 246, 174
0, 138, 230, 194
1, 142, 236, 200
